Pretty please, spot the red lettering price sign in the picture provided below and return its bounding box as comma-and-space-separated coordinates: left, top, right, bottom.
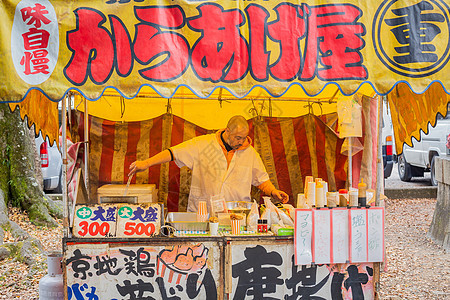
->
116, 203, 161, 238
73, 204, 118, 238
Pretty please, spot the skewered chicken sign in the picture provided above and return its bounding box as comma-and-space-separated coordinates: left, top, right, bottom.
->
65, 243, 219, 299
73, 203, 161, 238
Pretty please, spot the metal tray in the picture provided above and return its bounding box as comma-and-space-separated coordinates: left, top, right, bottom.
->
166, 212, 209, 231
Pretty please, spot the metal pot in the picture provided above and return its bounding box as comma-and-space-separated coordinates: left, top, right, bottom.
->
225, 201, 253, 216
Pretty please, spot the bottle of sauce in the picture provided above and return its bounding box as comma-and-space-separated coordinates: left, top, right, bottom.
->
358, 178, 367, 207
338, 189, 348, 207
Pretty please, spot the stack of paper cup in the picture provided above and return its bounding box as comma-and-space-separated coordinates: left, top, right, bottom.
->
315, 181, 325, 208
231, 219, 241, 235
307, 181, 316, 207
197, 201, 208, 222
304, 176, 313, 195
322, 181, 328, 204
297, 193, 308, 208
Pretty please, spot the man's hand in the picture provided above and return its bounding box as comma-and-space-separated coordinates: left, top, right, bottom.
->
271, 189, 289, 204
128, 160, 149, 177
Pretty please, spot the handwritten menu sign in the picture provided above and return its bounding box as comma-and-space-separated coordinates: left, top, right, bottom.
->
313, 209, 331, 264
332, 208, 349, 263
295, 207, 384, 265
294, 209, 313, 265
116, 203, 161, 238
349, 209, 368, 263
367, 208, 384, 262
73, 203, 161, 238
73, 204, 117, 238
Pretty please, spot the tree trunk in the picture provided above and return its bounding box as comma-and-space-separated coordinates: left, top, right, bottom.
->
0, 103, 62, 226
0, 103, 63, 264
30, 124, 44, 190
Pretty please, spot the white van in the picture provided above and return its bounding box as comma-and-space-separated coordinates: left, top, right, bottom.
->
398, 103, 450, 186
35, 133, 63, 192
382, 98, 394, 179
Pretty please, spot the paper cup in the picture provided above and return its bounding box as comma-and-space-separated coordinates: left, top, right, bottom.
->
304, 176, 313, 195
209, 222, 219, 236
197, 201, 208, 222
231, 219, 241, 235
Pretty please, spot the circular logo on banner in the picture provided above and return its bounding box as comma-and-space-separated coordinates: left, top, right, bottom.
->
373, 0, 450, 77
118, 206, 133, 219
76, 207, 92, 219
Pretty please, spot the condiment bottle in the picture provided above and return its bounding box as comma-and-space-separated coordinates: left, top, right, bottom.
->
262, 219, 268, 233
315, 181, 325, 208
327, 192, 338, 208
338, 189, 348, 207
358, 178, 367, 207
349, 189, 358, 207
257, 219, 263, 233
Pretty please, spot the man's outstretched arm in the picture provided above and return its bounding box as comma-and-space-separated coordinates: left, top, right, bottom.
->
128, 149, 172, 176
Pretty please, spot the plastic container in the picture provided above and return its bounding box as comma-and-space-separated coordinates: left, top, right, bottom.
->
349, 189, 358, 207
327, 192, 338, 208
339, 189, 348, 207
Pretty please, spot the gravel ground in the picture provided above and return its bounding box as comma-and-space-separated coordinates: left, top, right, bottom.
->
0, 198, 448, 299
380, 198, 449, 300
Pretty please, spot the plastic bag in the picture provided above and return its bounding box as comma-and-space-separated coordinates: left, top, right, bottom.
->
263, 197, 282, 228
209, 194, 228, 217
278, 208, 294, 227
247, 200, 259, 232
263, 197, 295, 228
337, 95, 362, 138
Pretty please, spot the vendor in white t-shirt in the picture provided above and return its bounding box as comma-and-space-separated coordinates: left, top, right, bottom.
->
129, 115, 289, 212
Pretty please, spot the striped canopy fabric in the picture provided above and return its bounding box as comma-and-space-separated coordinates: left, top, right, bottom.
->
73, 96, 377, 211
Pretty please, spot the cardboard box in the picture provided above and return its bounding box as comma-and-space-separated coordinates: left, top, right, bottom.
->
97, 184, 157, 204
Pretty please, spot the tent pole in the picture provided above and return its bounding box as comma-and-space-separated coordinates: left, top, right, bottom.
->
62, 94, 68, 238
373, 95, 384, 300
375, 96, 383, 206
348, 137, 352, 189
84, 97, 90, 201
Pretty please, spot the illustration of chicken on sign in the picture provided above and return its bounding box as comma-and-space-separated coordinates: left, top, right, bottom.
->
157, 244, 209, 283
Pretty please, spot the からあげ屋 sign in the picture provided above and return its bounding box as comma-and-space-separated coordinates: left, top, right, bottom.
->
1, 0, 450, 102
73, 203, 161, 238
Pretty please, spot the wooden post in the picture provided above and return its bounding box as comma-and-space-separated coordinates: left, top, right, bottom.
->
373, 95, 384, 300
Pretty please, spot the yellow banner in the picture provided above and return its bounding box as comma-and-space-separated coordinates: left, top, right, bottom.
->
0, 0, 449, 102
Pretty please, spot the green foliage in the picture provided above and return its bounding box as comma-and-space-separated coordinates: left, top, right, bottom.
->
2, 144, 11, 168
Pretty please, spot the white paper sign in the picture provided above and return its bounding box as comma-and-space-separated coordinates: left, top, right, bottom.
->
367, 208, 384, 262
295, 209, 313, 265
332, 208, 349, 263
350, 209, 368, 263
313, 209, 331, 264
